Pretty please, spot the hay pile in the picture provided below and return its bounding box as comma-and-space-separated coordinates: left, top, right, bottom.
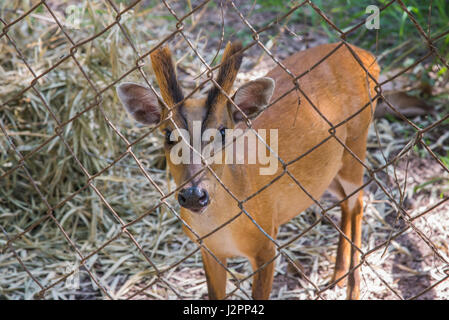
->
0, 0, 189, 299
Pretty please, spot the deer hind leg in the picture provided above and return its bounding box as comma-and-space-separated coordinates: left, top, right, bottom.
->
201, 249, 228, 300
328, 178, 352, 288
249, 241, 277, 300
329, 139, 367, 299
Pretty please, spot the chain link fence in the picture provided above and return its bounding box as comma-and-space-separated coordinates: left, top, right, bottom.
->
1, 0, 448, 299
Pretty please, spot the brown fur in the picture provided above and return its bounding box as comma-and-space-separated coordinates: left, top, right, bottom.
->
206, 42, 243, 112
154, 43, 380, 300
150, 46, 184, 108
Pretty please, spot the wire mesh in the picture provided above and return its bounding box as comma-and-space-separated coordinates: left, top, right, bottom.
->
1, 0, 448, 300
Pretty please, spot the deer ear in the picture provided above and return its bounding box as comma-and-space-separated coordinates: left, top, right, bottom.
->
230, 77, 275, 123
116, 82, 161, 125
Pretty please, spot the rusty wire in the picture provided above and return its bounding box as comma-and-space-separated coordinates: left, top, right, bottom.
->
1, 0, 448, 300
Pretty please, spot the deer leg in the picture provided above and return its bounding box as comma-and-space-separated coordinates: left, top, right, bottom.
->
330, 177, 364, 299
331, 190, 353, 288
331, 135, 367, 299
250, 243, 276, 300
201, 249, 227, 300
347, 192, 364, 300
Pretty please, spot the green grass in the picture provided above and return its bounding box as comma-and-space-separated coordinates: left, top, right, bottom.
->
248, 0, 449, 69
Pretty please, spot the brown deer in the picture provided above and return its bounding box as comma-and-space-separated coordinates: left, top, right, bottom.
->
116, 41, 380, 300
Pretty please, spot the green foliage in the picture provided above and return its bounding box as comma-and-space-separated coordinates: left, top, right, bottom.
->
252, 0, 449, 68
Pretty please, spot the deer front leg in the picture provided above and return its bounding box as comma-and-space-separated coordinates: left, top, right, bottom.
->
250, 243, 276, 300
201, 249, 227, 300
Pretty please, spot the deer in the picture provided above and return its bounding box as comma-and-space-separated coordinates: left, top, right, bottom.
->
116, 41, 380, 300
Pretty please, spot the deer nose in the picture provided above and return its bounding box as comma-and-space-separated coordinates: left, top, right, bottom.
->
178, 186, 209, 212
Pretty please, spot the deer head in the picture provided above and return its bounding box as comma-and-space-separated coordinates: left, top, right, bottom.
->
117, 42, 275, 213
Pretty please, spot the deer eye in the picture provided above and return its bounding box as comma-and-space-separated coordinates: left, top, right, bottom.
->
219, 127, 226, 143
164, 129, 175, 146
219, 127, 226, 138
